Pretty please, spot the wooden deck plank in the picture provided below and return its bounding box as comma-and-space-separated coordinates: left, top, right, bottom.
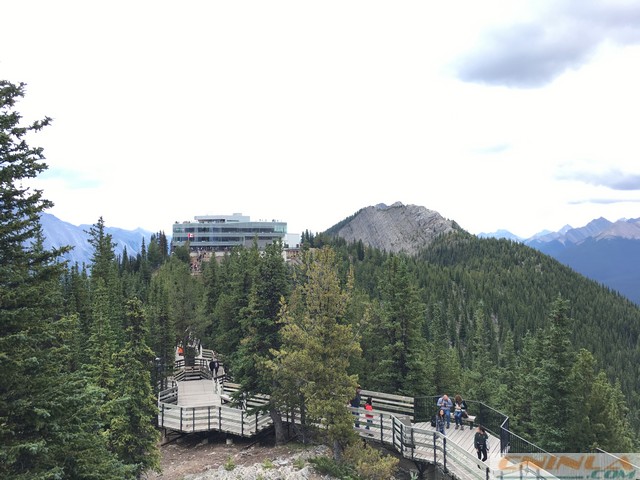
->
177, 379, 222, 407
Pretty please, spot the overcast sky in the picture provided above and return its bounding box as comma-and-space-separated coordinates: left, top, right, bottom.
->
2, 0, 640, 239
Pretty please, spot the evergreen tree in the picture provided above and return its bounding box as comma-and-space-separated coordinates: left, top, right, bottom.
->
373, 255, 432, 396
566, 350, 634, 452
108, 298, 160, 478
233, 241, 291, 443
0, 80, 127, 478
270, 247, 360, 460
530, 296, 574, 451
463, 305, 499, 404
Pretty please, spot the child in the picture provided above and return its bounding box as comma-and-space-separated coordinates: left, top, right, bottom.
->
365, 397, 373, 435
436, 409, 446, 435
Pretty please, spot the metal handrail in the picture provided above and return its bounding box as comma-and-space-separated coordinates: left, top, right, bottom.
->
414, 396, 550, 455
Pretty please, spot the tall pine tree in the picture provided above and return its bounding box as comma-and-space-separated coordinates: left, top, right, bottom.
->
0, 80, 127, 478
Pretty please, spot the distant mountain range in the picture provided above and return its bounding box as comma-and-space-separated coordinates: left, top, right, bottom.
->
39, 207, 640, 305
480, 217, 640, 305
39, 213, 154, 267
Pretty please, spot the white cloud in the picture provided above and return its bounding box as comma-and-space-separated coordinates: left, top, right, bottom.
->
3, 1, 640, 239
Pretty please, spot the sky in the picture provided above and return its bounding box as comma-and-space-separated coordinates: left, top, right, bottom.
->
2, 0, 640, 239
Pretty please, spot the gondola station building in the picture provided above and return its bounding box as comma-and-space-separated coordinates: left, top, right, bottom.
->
171, 213, 288, 254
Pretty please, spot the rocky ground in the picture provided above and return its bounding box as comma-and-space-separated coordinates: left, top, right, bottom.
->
145, 431, 415, 479
145, 431, 334, 480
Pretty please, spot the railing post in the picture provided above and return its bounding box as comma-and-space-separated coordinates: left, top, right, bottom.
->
180, 407, 183, 431
241, 410, 244, 436
161, 404, 165, 428
379, 413, 383, 443
208, 406, 211, 431
410, 426, 415, 460
443, 436, 447, 473
192, 407, 195, 432
433, 432, 437, 465
218, 407, 222, 430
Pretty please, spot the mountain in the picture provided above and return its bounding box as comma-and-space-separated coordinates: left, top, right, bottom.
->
39, 212, 155, 267
477, 229, 522, 241
483, 217, 640, 305
324, 202, 461, 255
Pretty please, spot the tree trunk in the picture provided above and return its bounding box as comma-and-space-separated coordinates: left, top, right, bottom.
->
270, 406, 286, 445
332, 439, 343, 463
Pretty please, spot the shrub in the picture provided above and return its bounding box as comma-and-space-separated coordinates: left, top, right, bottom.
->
343, 442, 399, 480
223, 456, 236, 471
309, 455, 358, 479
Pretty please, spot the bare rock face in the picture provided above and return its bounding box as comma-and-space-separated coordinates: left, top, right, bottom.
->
334, 202, 459, 255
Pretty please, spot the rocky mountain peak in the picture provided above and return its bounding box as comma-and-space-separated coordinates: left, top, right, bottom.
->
330, 202, 460, 255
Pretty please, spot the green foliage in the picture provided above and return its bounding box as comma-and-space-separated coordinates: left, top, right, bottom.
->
107, 298, 160, 476
371, 255, 432, 396
309, 455, 358, 479
224, 456, 236, 471
270, 247, 361, 455
343, 442, 399, 480
0, 80, 129, 479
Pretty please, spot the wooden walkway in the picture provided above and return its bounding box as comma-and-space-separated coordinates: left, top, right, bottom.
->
413, 422, 503, 464
158, 349, 556, 480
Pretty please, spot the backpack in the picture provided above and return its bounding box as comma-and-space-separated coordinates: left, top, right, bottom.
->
430, 415, 436, 427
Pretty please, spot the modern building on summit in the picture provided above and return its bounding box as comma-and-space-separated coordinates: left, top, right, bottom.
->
171, 213, 287, 253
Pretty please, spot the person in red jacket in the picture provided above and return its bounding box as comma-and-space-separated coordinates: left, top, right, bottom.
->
365, 397, 373, 432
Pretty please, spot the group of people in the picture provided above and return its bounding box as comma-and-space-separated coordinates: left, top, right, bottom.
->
349, 386, 374, 433
435, 393, 468, 431
435, 393, 488, 462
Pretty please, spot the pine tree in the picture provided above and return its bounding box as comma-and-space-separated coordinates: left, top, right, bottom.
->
530, 296, 574, 451
108, 298, 160, 478
374, 255, 432, 396
566, 349, 634, 452
233, 241, 291, 443
270, 247, 361, 460
0, 80, 127, 478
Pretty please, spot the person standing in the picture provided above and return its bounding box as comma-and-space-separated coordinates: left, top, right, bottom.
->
474, 426, 489, 462
365, 397, 373, 434
209, 359, 215, 377
350, 385, 362, 428
436, 409, 446, 435
437, 394, 453, 428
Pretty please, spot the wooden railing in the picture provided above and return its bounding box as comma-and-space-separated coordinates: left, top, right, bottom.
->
349, 407, 559, 480
158, 402, 272, 436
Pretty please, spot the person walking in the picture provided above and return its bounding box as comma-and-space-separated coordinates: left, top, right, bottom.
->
474, 426, 489, 462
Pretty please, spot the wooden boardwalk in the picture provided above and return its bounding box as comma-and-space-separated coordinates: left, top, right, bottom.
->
158, 348, 556, 480
413, 421, 503, 463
